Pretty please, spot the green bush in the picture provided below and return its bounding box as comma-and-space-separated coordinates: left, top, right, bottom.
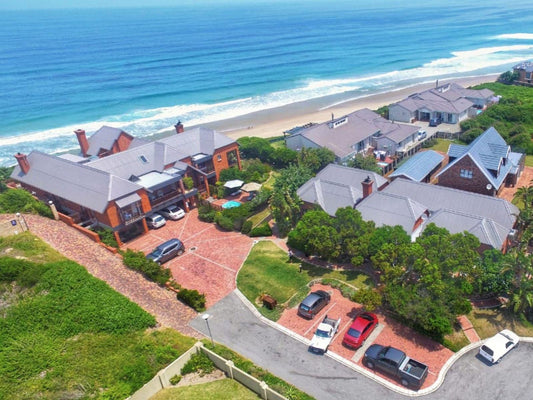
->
215, 213, 234, 231
0, 189, 53, 218
94, 227, 119, 248
121, 249, 170, 286
241, 220, 253, 235
181, 352, 215, 376
182, 176, 194, 190
169, 374, 182, 385
352, 287, 382, 312
177, 288, 206, 311
198, 203, 216, 222
250, 222, 272, 237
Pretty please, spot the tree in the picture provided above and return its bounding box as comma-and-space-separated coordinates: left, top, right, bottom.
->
347, 154, 382, 174
368, 225, 410, 256
270, 165, 313, 237
237, 136, 274, 162
298, 147, 335, 173
333, 207, 374, 265
287, 209, 339, 259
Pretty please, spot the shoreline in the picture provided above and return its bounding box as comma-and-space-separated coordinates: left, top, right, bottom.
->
149, 74, 499, 143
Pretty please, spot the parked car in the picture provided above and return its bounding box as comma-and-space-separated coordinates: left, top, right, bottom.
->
159, 205, 185, 220
146, 238, 185, 264
363, 344, 428, 389
298, 290, 331, 319
429, 117, 442, 127
146, 213, 166, 229
342, 312, 378, 349
309, 315, 341, 354
417, 130, 427, 141
478, 329, 519, 364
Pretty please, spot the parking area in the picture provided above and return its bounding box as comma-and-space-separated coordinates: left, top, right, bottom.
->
124, 208, 254, 307
277, 283, 453, 390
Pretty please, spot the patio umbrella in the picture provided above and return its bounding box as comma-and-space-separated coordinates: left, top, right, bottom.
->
223, 179, 244, 189
241, 182, 262, 192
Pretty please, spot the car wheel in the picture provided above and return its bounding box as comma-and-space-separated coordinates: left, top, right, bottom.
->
177, 249, 184, 256
401, 378, 409, 387
366, 360, 374, 369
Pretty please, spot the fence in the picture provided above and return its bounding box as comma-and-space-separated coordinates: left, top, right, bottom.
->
128, 342, 287, 400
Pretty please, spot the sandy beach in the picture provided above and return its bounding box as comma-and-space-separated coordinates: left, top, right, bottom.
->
150, 74, 499, 143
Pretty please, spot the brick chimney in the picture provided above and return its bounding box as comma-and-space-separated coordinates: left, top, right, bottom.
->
174, 120, 184, 134
74, 129, 89, 157
362, 175, 373, 199
14, 152, 30, 174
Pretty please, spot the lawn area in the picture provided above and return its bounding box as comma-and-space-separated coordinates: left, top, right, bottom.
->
151, 379, 260, 400
237, 240, 373, 320
525, 155, 533, 167
247, 206, 271, 228
426, 137, 462, 153
468, 308, 533, 339
0, 233, 196, 400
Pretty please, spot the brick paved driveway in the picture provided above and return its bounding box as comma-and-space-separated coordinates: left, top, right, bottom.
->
124, 209, 254, 308
277, 283, 453, 390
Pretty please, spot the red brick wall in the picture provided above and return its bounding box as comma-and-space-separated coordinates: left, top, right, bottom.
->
213, 143, 241, 181
437, 155, 495, 196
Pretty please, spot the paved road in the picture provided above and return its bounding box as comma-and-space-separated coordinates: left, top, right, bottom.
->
190, 291, 533, 400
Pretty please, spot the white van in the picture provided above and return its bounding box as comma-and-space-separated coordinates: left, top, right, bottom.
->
478, 329, 519, 364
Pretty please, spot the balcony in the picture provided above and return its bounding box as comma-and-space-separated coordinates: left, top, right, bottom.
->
149, 189, 184, 208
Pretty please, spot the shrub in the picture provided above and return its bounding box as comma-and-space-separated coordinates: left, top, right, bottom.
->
352, 287, 382, 312
177, 288, 206, 311
0, 189, 53, 218
241, 220, 253, 235
181, 352, 214, 376
121, 249, 170, 286
182, 176, 194, 190
169, 374, 182, 385
215, 213, 234, 231
94, 227, 119, 248
198, 203, 216, 222
250, 222, 272, 237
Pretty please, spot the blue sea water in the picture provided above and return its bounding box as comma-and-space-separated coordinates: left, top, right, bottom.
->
1, 0, 533, 166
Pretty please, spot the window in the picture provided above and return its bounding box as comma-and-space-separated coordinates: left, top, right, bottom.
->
460, 169, 473, 179
217, 154, 222, 162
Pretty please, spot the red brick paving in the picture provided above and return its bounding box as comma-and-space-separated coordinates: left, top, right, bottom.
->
457, 315, 480, 343
125, 209, 254, 308
498, 165, 533, 202
277, 283, 453, 390
7, 214, 201, 338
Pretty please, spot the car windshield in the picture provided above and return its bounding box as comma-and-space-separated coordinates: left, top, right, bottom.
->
150, 248, 163, 257
347, 328, 361, 338
316, 329, 329, 338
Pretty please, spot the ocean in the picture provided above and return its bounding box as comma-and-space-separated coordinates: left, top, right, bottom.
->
1, 0, 533, 167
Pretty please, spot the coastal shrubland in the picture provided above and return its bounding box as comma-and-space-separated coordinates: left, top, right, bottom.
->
463, 82, 533, 154
0, 188, 53, 218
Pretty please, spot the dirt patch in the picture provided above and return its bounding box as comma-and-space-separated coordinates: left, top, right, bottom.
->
175, 369, 226, 387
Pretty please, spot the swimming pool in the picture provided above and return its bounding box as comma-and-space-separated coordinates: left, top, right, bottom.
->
222, 200, 241, 209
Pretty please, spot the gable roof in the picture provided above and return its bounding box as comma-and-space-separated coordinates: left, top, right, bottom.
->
356, 191, 427, 234
297, 164, 387, 216
87, 125, 132, 156
389, 150, 444, 182
11, 151, 141, 213
157, 127, 236, 157
437, 127, 519, 189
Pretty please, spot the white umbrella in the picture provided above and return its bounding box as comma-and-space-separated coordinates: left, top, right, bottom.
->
241, 182, 262, 192
224, 179, 244, 189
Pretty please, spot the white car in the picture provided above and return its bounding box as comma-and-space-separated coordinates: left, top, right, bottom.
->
478, 329, 519, 364
309, 315, 341, 354
146, 213, 166, 229
159, 205, 185, 220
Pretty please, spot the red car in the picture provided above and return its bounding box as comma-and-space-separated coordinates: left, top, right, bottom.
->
342, 312, 378, 349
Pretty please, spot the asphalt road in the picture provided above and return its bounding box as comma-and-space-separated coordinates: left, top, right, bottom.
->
190, 292, 533, 400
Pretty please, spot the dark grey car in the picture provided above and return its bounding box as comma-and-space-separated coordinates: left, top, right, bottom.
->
298, 290, 331, 319
146, 238, 185, 264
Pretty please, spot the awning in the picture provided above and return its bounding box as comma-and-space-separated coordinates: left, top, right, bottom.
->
115, 193, 141, 208
224, 179, 244, 189
241, 182, 262, 192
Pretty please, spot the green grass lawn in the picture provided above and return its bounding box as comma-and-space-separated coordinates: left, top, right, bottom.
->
0, 233, 196, 400
237, 240, 373, 320
426, 137, 462, 153
468, 308, 533, 339
525, 155, 533, 167
247, 207, 271, 228
151, 379, 261, 400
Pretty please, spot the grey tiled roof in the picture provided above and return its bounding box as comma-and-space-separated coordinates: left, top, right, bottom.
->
389, 150, 444, 182
513, 61, 533, 72
158, 127, 236, 157
355, 178, 517, 248
11, 151, 141, 213
356, 191, 427, 234
297, 164, 387, 216
87, 126, 130, 156
438, 127, 518, 189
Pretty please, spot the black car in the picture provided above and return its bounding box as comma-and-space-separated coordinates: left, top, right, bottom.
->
429, 117, 442, 127
146, 238, 185, 264
298, 290, 331, 319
